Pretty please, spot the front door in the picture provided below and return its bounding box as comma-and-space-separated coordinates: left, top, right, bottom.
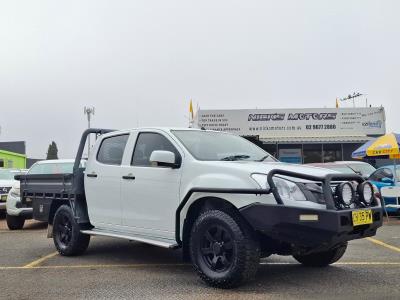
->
120, 131, 183, 240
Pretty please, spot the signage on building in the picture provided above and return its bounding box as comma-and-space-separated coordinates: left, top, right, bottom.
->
195, 107, 385, 137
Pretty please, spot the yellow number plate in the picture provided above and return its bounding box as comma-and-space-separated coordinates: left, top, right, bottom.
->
352, 209, 373, 226
1, 195, 7, 201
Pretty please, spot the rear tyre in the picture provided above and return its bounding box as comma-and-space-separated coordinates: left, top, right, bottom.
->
293, 242, 348, 267
6, 214, 25, 230
53, 205, 90, 256
189, 209, 260, 289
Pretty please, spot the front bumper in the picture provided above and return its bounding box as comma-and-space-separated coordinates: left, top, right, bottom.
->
6, 193, 33, 218
240, 204, 383, 251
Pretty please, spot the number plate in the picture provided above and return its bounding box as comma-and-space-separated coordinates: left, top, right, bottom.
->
352, 209, 373, 226
1, 195, 7, 201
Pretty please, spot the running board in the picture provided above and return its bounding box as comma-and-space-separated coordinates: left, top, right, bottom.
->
81, 229, 179, 249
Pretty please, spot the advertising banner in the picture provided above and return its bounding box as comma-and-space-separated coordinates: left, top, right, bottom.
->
195, 107, 385, 137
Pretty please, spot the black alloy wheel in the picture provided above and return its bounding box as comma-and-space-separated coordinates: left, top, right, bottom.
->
55, 214, 73, 248
199, 225, 234, 273
53, 205, 90, 256
190, 209, 260, 288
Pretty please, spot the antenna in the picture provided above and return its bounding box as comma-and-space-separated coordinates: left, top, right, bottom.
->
84, 106, 95, 157
339, 92, 365, 107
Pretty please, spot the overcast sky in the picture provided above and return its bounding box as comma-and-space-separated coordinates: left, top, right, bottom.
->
0, 0, 399, 158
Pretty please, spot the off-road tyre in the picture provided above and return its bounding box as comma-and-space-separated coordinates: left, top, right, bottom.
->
6, 214, 25, 230
53, 205, 90, 256
293, 242, 348, 267
189, 209, 260, 289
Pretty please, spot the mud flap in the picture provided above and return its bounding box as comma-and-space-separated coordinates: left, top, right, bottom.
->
47, 224, 53, 238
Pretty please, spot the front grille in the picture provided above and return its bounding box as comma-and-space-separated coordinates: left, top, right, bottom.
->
0, 186, 11, 195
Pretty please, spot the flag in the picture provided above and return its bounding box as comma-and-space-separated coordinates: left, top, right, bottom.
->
336, 98, 339, 108
189, 99, 194, 120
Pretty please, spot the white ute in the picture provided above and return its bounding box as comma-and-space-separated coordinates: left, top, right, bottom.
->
17, 128, 383, 288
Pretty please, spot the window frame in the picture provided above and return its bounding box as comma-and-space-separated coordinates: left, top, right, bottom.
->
130, 131, 182, 168
96, 133, 130, 166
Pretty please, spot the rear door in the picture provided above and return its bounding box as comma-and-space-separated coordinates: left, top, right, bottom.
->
120, 130, 183, 240
84, 133, 130, 229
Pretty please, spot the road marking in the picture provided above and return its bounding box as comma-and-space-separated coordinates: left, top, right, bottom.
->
0, 261, 399, 271
367, 237, 400, 254
22, 251, 59, 268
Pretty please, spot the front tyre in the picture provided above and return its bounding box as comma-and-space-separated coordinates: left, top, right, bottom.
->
6, 214, 25, 230
190, 210, 260, 288
53, 205, 90, 256
293, 242, 348, 267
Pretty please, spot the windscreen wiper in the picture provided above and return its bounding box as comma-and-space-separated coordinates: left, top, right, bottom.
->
220, 155, 251, 161
257, 155, 270, 162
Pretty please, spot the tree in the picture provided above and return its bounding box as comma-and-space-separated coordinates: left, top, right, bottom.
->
46, 141, 59, 160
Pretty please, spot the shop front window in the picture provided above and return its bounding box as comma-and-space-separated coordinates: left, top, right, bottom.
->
323, 144, 342, 162
303, 144, 322, 163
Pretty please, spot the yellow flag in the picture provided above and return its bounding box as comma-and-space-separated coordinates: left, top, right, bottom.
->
189, 100, 194, 119
336, 98, 339, 108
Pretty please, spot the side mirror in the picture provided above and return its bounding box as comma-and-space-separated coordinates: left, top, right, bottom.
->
149, 150, 179, 168
381, 177, 394, 184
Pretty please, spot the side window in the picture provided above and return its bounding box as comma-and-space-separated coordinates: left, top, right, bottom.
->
131, 133, 180, 167
97, 135, 129, 165
382, 168, 394, 179
370, 169, 392, 182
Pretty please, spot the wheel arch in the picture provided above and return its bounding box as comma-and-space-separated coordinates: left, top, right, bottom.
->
181, 196, 253, 260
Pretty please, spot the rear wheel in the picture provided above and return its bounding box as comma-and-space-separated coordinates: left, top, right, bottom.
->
53, 205, 90, 256
6, 214, 25, 230
293, 242, 348, 267
189, 209, 260, 288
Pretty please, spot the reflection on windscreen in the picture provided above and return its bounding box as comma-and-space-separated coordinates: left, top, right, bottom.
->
172, 130, 277, 162
0, 169, 15, 180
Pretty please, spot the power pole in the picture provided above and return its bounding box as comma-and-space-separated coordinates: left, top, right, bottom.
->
84, 106, 95, 157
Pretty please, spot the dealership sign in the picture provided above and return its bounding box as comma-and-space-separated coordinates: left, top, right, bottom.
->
195, 107, 386, 137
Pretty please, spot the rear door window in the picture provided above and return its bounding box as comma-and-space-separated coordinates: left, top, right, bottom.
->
97, 134, 129, 165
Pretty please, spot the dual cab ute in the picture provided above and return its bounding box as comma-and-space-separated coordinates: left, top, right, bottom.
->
17, 128, 383, 288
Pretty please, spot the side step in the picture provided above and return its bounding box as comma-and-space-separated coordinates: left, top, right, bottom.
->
80, 229, 179, 249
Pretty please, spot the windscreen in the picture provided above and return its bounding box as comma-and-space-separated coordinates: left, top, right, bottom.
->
172, 130, 277, 162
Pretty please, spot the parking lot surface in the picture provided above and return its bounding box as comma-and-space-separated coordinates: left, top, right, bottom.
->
1, 217, 400, 300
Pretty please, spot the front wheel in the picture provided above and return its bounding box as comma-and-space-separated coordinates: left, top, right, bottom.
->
6, 214, 25, 230
293, 242, 348, 267
53, 205, 90, 256
189, 210, 260, 289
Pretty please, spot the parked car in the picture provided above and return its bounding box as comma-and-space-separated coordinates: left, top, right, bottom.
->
306, 163, 358, 174
0, 168, 27, 214
17, 128, 383, 288
368, 165, 400, 214
6, 159, 86, 229
333, 161, 376, 179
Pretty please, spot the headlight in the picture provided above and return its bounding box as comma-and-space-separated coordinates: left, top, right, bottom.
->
9, 184, 20, 198
250, 173, 270, 189
358, 181, 374, 205
336, 182, 355, 206
273, 177, 306, 201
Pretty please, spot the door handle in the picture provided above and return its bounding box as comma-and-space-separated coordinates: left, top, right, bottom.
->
122, 175, 136, 180
87, 173, 98, 178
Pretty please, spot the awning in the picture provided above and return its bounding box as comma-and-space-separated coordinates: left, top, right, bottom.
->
259, 136, 374, 144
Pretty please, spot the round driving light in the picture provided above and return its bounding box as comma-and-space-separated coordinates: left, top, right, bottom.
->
337, 182, 355, 206
358, 181, 374, 205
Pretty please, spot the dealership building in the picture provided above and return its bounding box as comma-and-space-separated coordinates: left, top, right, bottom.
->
195, 107, 386, 164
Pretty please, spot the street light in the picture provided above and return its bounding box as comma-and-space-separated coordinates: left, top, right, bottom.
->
84, 106, 95, 157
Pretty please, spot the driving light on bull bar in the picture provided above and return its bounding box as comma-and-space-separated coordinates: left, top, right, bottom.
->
336, 182, 355, 206
358, 181, 374, 205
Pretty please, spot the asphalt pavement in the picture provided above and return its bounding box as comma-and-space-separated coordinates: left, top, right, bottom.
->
1, 217, 400, 300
